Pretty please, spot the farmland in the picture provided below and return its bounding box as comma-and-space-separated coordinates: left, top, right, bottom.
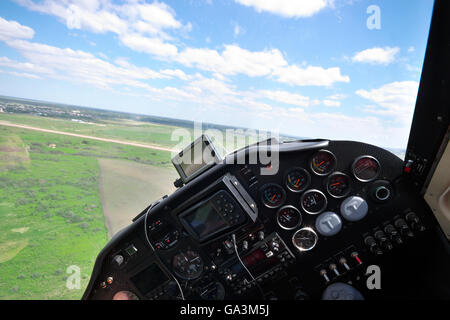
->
0, 96, 261, 299
0, 117, 178, 299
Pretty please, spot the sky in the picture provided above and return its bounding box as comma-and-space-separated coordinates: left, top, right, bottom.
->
0, 0, 435, 149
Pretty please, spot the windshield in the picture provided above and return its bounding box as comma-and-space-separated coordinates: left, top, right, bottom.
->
0, 0, 433, 299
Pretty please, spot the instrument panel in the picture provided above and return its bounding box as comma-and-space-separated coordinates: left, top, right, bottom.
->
83, 140, 436, 300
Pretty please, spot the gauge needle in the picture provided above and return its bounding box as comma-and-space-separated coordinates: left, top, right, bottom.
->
295, 179, 300, 187
318, 161, 325, 166
331, 183, 341, 186
271, 194, 277, 201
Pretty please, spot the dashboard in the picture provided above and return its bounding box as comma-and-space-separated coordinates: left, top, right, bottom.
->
83, 140, 437, 300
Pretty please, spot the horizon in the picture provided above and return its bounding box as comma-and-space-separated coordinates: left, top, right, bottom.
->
0, 0, 434, 149
0, 94, 407, 154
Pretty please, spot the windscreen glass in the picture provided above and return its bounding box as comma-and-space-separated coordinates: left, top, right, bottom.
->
0, 0, 434, 299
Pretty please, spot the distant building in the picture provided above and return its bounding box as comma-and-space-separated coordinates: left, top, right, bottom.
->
48, 144, 56, 149
0, 107, 4, 113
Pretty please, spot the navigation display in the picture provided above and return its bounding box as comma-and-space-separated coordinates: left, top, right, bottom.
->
182, 201, 228, 240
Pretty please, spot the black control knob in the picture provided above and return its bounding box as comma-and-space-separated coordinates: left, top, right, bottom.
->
364, 236, 383, 255
385, 224, 404, 245
411, 222, 426, 232
374, 230, 393, 251
406, 213, 426, 232
406, 212, 420, 224
395, 219, 414, 238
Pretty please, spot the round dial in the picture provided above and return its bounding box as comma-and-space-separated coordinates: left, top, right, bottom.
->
327, 172, 351, 198
300, 189, 328, 215
285, 168, 311, 193
277, 206, 302, 230
352, 156, 381, 182
260, 184, 286, 208
172, 250, 204, 280
311, 150, 337, 176
292, 227, 318, 251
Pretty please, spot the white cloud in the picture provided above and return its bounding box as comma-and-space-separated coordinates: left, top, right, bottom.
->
15, 0, 184, 58
235, 0, 334, 18
352, 47, 400, 65
2, 39, 186, 90
160, 69, 190, 81
233, 23, 244, 37
327, 93, 347, 100
273, 65, 350, 86
322, 99, 341, 107
0, 69, 42, 79
176, 45, 287, 77
10, 2, 348, 88
119, 33, 178, 57
356, 81, 419, 122
258, 90, 313, 107
0, 16, 35, 41
0, 56, 53, 74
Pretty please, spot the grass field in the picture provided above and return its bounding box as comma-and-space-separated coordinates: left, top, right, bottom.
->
0, 110, 272, 300
0, 113, 262, 155
0, 113, 184, 148
0, 120, 176, 299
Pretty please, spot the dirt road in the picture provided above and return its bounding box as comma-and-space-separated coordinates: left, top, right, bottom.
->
0, 120, 178, 153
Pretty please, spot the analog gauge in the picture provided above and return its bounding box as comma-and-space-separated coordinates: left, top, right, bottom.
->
327, 172, 351, 198
285, 168, 311, 193
260, 184, 286, 208
352, 156, 381, 182
277, 206, 303, 230
292, 227, 318, 252
300, 189, 328, 215
311, 150, 337, 176
172, 250, 204, 280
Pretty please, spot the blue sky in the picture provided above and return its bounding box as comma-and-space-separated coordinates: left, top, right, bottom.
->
0, 0, 434, 149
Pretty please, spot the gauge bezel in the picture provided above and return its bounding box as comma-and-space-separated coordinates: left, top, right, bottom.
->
326, 171, 352, 199
172, 250, 204, 280
300, 189, 328, 215
351, 155, 381, 182
284, 167, 311, 193
292, 227, 318, 252
310, 149, 337, 176
260, 183, 286, 209
276, 205, 303, 230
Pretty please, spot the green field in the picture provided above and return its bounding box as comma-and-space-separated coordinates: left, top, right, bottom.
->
0, 120, 176, 299
0, 109, 268, 300
0, 113, 187, 148
0, 113, 262, 155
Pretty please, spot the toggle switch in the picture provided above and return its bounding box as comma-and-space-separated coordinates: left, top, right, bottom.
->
351, 252, 362, 265
242, 240, 249, 251
339, 257, 350, 271
329, 263, 340, 276
258, 231, 265, 241
320, 269, 330, 283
